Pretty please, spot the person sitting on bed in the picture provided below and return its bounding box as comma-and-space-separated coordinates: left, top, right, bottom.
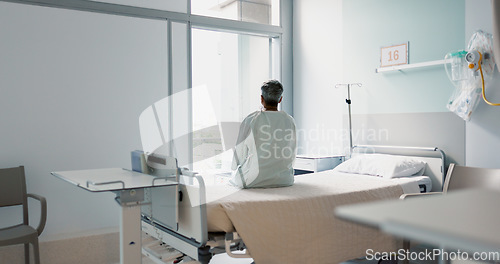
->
230, 80, 297, 188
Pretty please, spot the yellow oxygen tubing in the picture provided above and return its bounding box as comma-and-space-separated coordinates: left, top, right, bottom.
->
478, 62, 500, 106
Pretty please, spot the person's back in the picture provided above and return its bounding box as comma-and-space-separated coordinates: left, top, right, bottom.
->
231, 80, 297, 188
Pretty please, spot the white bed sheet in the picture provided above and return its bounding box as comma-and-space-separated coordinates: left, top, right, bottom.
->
204, 170, 424, 263
205, 170, 423, 233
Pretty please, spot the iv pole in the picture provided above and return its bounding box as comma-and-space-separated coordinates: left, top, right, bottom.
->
335, 83, 362, 157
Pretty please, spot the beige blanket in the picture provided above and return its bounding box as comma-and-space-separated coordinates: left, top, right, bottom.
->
205, 171, 418, 264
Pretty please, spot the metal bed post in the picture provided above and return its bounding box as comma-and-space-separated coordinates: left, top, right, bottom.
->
335, 83, 362, 157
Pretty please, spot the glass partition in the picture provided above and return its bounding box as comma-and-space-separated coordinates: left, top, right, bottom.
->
191, 28, 272, 182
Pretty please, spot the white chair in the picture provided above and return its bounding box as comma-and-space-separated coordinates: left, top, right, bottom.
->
442, 163, 500, 192
401, 163, 500, 199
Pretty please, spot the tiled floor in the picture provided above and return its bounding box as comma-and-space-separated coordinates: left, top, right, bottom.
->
141, 253, 443, 264
141, 249, 441, 264
202, 253, 253, 264
141, 234, 438, 264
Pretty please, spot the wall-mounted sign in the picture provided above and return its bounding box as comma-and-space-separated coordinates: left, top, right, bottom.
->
380, 42, 408, 67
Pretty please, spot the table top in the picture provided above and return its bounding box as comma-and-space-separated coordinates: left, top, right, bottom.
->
52, 168, 177, 192
335, 189, 500, 253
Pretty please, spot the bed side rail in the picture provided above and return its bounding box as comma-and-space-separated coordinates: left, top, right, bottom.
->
142, 169, 210, 262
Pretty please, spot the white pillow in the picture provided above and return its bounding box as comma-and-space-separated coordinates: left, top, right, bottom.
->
333, 154, 426, 179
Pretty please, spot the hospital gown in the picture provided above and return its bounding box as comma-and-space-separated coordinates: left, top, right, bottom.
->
230, 110, 297, 188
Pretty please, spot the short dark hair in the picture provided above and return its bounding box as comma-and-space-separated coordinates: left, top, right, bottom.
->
261, 80, 283, 107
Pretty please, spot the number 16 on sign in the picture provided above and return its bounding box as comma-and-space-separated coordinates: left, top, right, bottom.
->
380, 43, 408, 67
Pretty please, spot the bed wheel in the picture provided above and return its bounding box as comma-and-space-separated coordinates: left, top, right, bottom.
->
197, 246, 212, 264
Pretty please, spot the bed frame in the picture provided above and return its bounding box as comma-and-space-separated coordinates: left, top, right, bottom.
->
141, 145, 446, 263
352, 145, 446, 192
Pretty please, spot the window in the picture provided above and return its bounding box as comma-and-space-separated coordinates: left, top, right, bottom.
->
191, 0, 280, 26
89, 0, 187, 13
191, 28, 276, 180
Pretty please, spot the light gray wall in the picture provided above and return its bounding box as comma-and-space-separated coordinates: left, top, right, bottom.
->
465, 0, 500, 168
293, 0, 345, 156
342, 0, 464, 115
351, 112, 465, 166
0, 1, 169, 239
340, 0, 466, 164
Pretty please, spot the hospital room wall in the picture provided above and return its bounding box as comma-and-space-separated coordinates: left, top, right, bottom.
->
293, 0, 468, 162
464, 0, 500, 169
342, 0, 465, 115
341, 0, 466, 164
341, 0, 500, 169
0, 1, 184, 240
292, 0, 346, 156
294, 0, 500, 169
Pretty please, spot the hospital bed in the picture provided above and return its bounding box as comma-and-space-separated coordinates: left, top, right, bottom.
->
141, 145, 446, 264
